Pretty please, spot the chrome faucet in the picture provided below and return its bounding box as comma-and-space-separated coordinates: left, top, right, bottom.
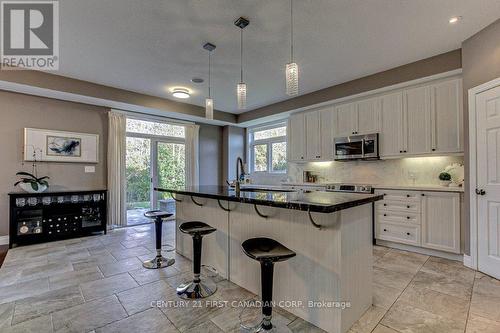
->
235, 157, 245, 194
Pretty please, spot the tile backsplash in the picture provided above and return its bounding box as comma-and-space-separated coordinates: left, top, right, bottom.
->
250, 155, 464, 186
287, 156, 464, 186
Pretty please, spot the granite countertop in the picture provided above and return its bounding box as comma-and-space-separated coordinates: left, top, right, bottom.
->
155, 185, 383, 213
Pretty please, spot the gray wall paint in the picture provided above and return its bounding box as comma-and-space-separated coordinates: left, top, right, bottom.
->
461, 18, 500, 255
0, 91, 108, 236
198, 123, 223, 186
222, 126, 246, 182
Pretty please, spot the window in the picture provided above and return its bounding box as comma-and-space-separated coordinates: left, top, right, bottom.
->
248, 122, 287, 173
126, 118, 185, 138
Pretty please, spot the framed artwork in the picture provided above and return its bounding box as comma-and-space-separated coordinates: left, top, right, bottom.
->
24, 128, 99, 163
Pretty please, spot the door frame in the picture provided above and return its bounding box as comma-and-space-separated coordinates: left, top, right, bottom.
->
467, 76, 500, 270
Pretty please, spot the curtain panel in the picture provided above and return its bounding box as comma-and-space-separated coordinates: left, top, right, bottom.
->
107, 111, 127, 228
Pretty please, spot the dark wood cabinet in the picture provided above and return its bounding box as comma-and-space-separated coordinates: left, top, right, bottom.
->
9, 190, 107, 248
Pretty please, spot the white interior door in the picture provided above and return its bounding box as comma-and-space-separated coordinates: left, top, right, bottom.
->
477, 83, 500, 279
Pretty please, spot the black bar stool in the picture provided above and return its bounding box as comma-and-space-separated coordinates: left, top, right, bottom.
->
142, 210, 175, 269
177, 221, 217, 299
241, 237, 296, 332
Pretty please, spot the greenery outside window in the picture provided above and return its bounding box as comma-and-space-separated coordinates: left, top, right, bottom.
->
248, 122, 287, 173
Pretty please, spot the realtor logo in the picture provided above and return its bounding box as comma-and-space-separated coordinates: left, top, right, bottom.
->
1, 1, 59, 70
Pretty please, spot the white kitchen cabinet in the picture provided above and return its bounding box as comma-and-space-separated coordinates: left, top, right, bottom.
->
288, 113, 305, 161
334, 102, 356, 137
431, 78, 463, 154
404, 86, 432, 155
305, 111, 321, 160
380, 92, 404, 157
357, 97, 381, 135
375, 188, 461, 254
334, 99, 380, 138
319, 107, 334, 160
287, 76, 463, 162
421, 191, 461, 254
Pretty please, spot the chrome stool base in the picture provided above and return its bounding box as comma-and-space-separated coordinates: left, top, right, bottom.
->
176, 277, 217, 299
142, 255, 175, 269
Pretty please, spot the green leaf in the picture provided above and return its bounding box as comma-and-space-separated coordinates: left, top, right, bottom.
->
16, 172, 37, 180
31, 182, 39, 191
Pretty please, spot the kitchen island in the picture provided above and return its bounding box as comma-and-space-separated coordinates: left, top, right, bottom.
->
156, 186, 383, 333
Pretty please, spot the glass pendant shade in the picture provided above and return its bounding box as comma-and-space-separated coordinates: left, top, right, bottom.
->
286, 62, 298, 96
237, 82, 247, 109
205, 98, 214, 120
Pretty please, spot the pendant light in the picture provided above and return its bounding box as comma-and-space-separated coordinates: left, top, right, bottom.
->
234, 17, 249, 109
286, 0, 298, 96
203, 42, 216, 120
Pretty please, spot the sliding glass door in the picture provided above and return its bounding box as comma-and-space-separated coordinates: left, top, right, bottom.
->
125, 118, 187, 226
153, 141, 185, 213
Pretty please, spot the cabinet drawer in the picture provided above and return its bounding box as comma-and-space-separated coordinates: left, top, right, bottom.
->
376, 222, 421, 246
375, 190, 422, 202
377, 211, 420, 225
376, 200, 420, 213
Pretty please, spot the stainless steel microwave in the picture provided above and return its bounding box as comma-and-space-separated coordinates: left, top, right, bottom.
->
334, 133, 379, 160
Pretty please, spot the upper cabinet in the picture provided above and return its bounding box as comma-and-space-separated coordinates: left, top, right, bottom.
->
405, 86, 432, 155
333, 98, 380, 137
287, 76, 463, 162
357, 97, 381, 135
431, 78, 463, 154
305, 111, 321, 160
380, 91, 404, 157
288, 113, 305, 161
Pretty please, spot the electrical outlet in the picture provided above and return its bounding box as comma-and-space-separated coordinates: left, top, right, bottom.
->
84, 166, 95, 173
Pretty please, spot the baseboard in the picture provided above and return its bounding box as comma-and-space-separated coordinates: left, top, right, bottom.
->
463, 255, 475, 269
0, 236, 9, 246
376, 240, 463, 261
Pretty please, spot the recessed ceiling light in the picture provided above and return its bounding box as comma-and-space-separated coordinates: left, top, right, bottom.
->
172, 88, 190, 99
191, 77, 204, 84
449, 16, 462, 24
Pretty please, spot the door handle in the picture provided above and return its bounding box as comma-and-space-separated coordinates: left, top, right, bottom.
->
475, 189, 486, 196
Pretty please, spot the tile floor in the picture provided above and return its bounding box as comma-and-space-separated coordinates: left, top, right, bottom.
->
0, 222, 499, 333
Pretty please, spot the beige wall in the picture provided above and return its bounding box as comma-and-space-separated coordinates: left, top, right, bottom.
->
0, 91, 108, 236
461, 18, 500, 255
198, 123, 223, 186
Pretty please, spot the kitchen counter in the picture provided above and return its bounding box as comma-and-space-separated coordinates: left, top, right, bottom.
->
155, 185, 383, 213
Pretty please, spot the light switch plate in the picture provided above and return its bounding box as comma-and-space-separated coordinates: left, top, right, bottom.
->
84, 166, 96, 173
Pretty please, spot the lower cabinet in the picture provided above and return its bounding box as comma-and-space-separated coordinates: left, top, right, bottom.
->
375, 189, 461, 254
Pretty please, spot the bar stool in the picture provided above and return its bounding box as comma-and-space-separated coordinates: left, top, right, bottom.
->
177, 221, 217, 299
142, 210, 175, 269
241, 237, 296, 333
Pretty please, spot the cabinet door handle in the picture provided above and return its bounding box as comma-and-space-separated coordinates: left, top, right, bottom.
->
407, 205, 410, 208
406, 194, 410, 198
383, 203, 387, 206
399, 150, 402, 153
406, 232, 411, 236
407, 216, 410, 220
383, 214, 387, 216
421, 193, 425, 196
476, 189, 486, 196
383, 229, 387, 232
432, 148, 436, 151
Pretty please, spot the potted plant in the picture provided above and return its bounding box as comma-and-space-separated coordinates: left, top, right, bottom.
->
438, 172, 452, 187
14, 172, 49, 193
